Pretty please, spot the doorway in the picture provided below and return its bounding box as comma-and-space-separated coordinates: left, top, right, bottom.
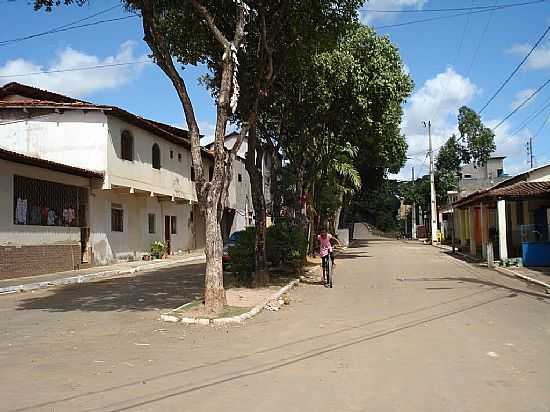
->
164, 216, 171, 255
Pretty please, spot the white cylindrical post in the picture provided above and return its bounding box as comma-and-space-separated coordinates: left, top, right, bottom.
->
497, 199, 508, 262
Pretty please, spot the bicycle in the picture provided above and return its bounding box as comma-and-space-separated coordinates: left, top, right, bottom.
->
322, 254, 333, 288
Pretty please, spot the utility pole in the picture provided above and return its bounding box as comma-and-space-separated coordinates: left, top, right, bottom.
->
411, 167, 417, 239
526, 138, 534, 168
424, 120, 438, 244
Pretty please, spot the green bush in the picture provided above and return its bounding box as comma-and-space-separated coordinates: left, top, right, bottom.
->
228, 222, 308, 285
266, 221, 307, 269
228, 227, 256, 285
150, 240, 166, 259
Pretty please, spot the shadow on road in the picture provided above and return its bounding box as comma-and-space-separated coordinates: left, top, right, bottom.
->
15, 263, 207, 313
10, 286, 517, 412
399, 276, 550, 301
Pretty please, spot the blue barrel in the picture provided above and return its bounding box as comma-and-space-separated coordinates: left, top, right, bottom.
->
522, 242, 550, 267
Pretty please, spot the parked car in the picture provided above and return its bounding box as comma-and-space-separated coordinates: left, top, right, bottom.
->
222, 230, 245, 268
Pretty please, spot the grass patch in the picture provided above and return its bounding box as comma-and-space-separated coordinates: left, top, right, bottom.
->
220, 305, 251, 318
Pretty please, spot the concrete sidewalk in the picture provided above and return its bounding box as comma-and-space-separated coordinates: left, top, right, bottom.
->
0, 251, 205, 294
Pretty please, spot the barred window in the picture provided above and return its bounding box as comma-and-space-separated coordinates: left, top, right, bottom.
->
13, 175, 88, 227
148, 213, 156, 234
121, 130, 134, 161
111, 203, 124, 232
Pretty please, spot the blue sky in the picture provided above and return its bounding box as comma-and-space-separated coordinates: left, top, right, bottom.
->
0, 0, 549, 179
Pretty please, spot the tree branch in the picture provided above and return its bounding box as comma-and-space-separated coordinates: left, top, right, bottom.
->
141, 0, 205, 196
189, 0, 230, 48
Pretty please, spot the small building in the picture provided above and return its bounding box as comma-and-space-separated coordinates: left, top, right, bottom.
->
0, 82, 259, 278
0, 147, 102, 279
452, 164, 550, 266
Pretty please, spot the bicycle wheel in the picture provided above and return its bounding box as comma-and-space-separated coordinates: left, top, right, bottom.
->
327, 255, 333, 288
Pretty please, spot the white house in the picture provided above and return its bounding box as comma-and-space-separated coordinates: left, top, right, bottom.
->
0, 82, 255, 278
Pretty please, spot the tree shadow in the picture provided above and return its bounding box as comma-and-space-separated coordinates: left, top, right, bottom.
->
15, 263, 207, 313
398, 275, 550, 301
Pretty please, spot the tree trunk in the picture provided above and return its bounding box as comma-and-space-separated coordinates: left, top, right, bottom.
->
140, 0, 249, 315
245, 120, 269, 286
269, 148, 282, 224
204, 204, 225, 313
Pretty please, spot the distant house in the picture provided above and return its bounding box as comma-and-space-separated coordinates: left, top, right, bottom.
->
439, 157, 509, 241
452, 163, 550, 266
0, 82, 258, 279
458, 156, 508, 198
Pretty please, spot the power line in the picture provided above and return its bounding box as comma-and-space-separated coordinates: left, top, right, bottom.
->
532, 106, 550, 140
466, 0, 498, 76
0, 60, 151, 78
510, 95, 550, 135
360, 0, 546, 13
493, 78, 550, 130
0, 15, 138, 47
478, 24, 550, 113
373, 0, 549, 30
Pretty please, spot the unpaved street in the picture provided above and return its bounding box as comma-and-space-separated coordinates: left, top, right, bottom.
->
1, 238, 549, 412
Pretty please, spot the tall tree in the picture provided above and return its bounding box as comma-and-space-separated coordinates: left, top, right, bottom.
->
34, 0, 252, 314
458, 106, 496, 166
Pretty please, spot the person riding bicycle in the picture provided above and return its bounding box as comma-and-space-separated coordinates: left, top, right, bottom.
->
318, 227, 341, 268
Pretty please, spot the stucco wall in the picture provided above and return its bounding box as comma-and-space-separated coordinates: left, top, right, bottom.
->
89, 189, 195, 265
0, 159, 91, 246
106, 116, 196, 200
0, 111, 108, 172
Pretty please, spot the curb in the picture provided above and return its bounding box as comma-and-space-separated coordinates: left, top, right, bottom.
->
160, 265, 320, 326
431, 243, 550, 293
0, 255, 206, 295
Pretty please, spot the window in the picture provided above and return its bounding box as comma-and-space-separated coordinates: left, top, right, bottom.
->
191, 167, 196, 182
121, 130, 134, 161
111, 203, 123, 232
238, 173, 242, 182
13, 175, 88, 227
170, 216, 177, 234
152, 143, 161, 169
497, 168, 504, 177
463, 174, 472, 179
170, 150, 174, 159
190, 211, 194, 223
148, 213, 156, 234
178, 153, 182, 162
209, 166, 214, 181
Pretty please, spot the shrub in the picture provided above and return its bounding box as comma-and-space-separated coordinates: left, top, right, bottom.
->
150, 240, 167, 259
266, 220, 307, 269
228, 227, 256, 285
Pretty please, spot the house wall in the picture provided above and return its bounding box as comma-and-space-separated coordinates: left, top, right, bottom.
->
0, 159, 93, 279
0, 110, 108, 172
106, 116, 196, 200
526, 165, 550, 182
89, 189, 195, 265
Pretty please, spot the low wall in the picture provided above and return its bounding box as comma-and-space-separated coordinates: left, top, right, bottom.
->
0, 243, 81, 280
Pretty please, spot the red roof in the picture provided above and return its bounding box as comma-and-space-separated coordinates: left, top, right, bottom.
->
0, 82, 194, 150
491, 181, 550, 197
0, 147, 103, 179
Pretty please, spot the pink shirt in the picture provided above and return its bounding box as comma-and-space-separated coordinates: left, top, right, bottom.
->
318, 234, 333, 257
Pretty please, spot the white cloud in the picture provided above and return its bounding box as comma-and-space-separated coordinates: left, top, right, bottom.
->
361, 0, 427, 24
510, 88, 536, 111
402, 67, 477, 155
486, 119, 528, 175
507, 42, 550, 71
0, 41, 148, 97
198, 120, 216, 145
391, 67, 478, 181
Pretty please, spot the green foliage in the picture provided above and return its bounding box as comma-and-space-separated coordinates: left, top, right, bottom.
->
229, 222, 307, 282
150, 240, 166, 259
266, 221, 308, 269
228, 227, 256, 286
457, 106, 496, 166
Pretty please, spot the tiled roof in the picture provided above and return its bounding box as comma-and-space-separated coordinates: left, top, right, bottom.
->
0, 82, 197, 151
0, 147, 103, 179
454, 178, 550, 207
491, 181, 550, 197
